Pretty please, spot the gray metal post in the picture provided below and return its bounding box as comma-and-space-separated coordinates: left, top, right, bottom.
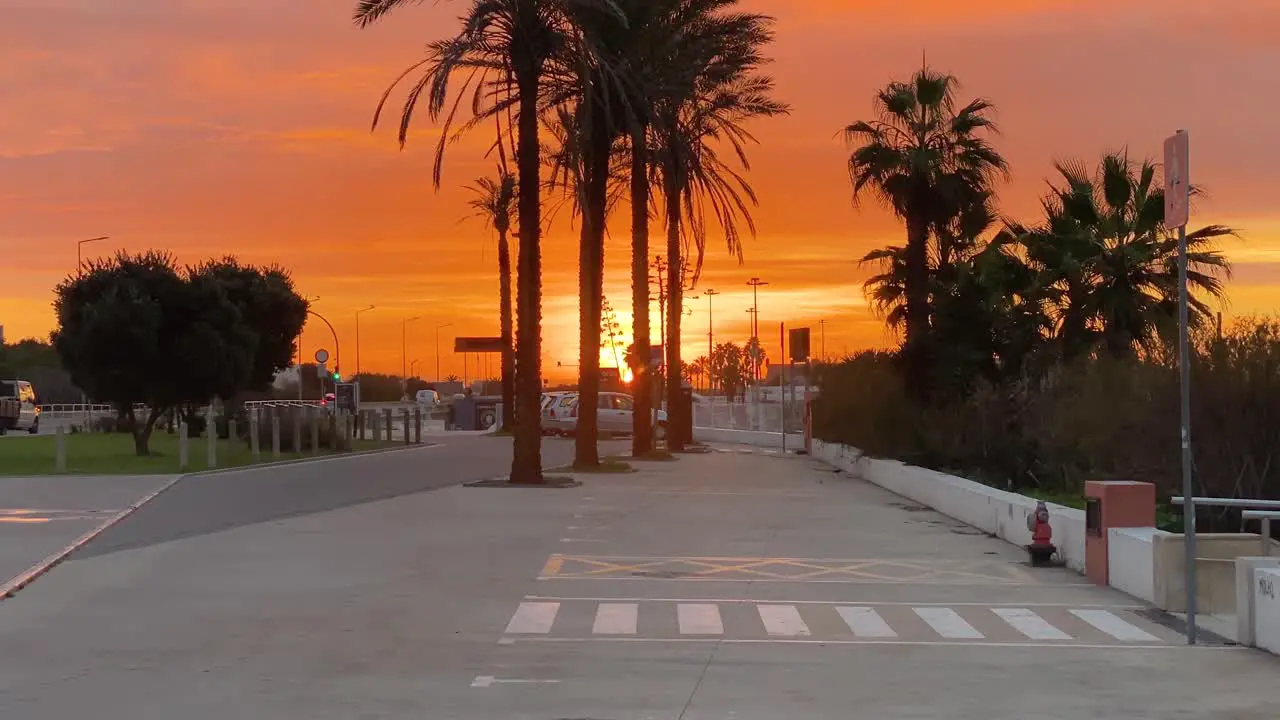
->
207, 415, 217, 468
178, 420, 189, 471
310, 409, 319, 454
414, 407, 422, 444
55, 425, 67, 472
1178, 221, 1197, 645
403, 409, 410, 446
384, 409, 392, 441
271, 412, 281, 460
250, 410, 261, 461
292, 410, 302, 454
228, 419, 236, 443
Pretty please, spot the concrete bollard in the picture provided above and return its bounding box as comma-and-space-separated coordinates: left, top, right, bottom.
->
403, 409, 411, 446
292, 409, 301, 454
250, 410, 261, 460
208, 416, 218, 468
310, 408, 320, 455
384, 409, 393, 442
360, 411, 368, 441
178, 420, 189, 471
271, 412, 281, 460
414, 408, 422, 444
55, 425, 67, 473
228, 419, 237, 443
373, 410, 381, 442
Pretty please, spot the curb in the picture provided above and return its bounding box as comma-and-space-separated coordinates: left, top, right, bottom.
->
0, 443, 437, 602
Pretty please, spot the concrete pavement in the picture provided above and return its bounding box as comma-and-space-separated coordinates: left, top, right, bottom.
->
0, 440, 1276, 719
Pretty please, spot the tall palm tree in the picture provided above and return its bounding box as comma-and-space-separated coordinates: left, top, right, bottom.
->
1016, 151, 1235, 359
653, 10, 788, 449
844, 67, 1009, 399
465, 170, 517, 432
355, 0, 622, 483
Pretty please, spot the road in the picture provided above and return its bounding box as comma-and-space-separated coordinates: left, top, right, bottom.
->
0, 441, 1276, 719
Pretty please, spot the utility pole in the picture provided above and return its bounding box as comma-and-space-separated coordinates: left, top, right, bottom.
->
355, 305, 375, 377
76, 236, 110, 276
403, 316, 421, 395
650, 256, 668, 376
819, 319, 826, 363
435, 323, 454, 382
704, 288, 719, 362
746, 278, 768, 383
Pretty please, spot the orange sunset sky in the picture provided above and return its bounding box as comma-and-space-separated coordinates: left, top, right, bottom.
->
3, 0, 1279, 382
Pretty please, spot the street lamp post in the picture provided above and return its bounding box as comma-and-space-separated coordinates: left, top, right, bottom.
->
298, 296, 320, 400
355, 305, 376, 378
435, 323, 454, 382
76, 236, 110, 275
403, 316, 422, 383
746, 278, 768, 383
703, 289, 719, 362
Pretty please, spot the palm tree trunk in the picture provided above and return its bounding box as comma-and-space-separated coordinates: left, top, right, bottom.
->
574, 111, 610, 469
497, 228, 515, 433
630, 125, 653, 455
510, 69, 544, 484
904, 211, 932, 401
664, 172, 685, 452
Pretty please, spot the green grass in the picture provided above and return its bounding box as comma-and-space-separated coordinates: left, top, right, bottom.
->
1022, 488, 1086, 510
0, 431, 400, 476
569, 457, 635, 474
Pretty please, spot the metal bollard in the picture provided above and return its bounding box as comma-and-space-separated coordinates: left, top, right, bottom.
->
250, 410, 261, 460
292, 409, 301, 454
414, 407, 422, 444
178, 420, 189, 471
403, 408, 411, 446
383, 409, 393, 442
55, 425, 67, 473
310, 408, 320, 455
271, 412, 281, 460
371, 410, 380, 442
208, 416, 218, 468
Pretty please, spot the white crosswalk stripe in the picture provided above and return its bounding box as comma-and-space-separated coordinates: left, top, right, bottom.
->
501, 600, 1177, 646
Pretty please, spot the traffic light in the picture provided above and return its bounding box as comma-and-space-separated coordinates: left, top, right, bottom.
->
332, 368, 341, 381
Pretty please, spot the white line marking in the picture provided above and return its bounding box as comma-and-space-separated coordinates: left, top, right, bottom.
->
507, 637, 1206, 650
523, 595, 1141, 608
837, 606, 898, 638
914, 607, 984, 639
757, 605, 811, 636
1, 475, 186, 601
471, 675, 560, 688
1069, 609, 1160, 642
677, 603, 723, 634
504, 602, 560, 634
536, 576, 1054, 586
471, 675, 494, 687
592, 603, 638, 635
992, 608, 1072, 640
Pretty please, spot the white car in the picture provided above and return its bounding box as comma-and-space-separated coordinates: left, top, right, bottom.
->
0, 380, 40, 434
551, 391, 668, 437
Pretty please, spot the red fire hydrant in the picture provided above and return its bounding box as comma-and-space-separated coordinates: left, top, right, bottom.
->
1026, 500, 1056, 566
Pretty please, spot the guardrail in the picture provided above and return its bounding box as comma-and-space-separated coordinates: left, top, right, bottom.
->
1171, 495, 1280, 558
1243, 511, 1280, 557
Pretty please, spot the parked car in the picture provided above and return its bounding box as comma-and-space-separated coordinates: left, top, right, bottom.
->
550, 391, 667, 437
415, 389, 441, 407
0, 379, 40, 434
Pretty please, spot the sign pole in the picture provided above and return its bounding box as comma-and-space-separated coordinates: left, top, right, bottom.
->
1165, 129, 1196, 645
780, 322, 786, 453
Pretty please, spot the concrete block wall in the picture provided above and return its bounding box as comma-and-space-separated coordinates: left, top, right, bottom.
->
1254, 568, 1280, 655
693, 427, 804, 449
1107, 527, 1169, 604
813, 440, 1087, 573
1236, 558, 1280, 647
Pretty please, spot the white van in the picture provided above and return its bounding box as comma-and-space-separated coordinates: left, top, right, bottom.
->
415, 389, 441, 407
0, 380, 40, 434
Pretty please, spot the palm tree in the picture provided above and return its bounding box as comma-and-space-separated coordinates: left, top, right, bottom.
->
844, 66, 1009, 399
465, 171, 517, 432
653, 9, 788, 449
355, 0, 622, 483
1016, 151, 1235, 359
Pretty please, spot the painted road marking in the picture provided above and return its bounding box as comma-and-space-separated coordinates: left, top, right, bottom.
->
836, 606, 898, 638
500, 599, 1179, 647
757, 604, 811, 637
505, 602, 560, 634
539, 554, 1041, 585
1069, 609, 1161, 642
677, 603, 724, 635
471, 676, 561, 688
992, 608, 1072, 640
913, 607, 984, 639
592, 603, 638, 635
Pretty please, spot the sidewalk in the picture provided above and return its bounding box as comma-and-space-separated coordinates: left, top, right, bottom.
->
0, 449, 1275, 719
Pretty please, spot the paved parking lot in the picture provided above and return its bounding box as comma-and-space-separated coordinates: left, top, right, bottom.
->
0, 442, 1275, 719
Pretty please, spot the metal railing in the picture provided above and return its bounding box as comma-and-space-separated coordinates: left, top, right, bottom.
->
693, 398, 805, 435
1170, 496, 1280, 557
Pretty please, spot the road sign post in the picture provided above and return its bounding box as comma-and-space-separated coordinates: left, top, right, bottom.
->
1165, 129, 1196, 645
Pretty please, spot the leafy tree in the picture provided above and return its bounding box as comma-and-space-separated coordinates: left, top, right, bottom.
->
466, 170, 518, 432
708, 341, 746, 400
52, 251, 253, 455
189, 257, 308, 401
844, 66, 1009, 399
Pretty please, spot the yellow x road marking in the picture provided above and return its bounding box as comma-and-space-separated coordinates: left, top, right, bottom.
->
539, 555, 1038, 584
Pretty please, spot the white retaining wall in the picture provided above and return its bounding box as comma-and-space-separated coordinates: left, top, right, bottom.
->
813, 440, 1087, 573
1108, 527, 1167, 604
1254, 568, 1280, 655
